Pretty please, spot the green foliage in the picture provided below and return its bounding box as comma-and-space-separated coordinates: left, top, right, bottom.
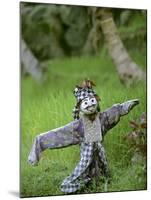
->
21, 3, 146, 61
20, 50, 146, 197
125, 113, 147, 165
118, 10, 147, 51
21, 3, 91, 60
63, 6, 90, 52
21, 3, 65, 60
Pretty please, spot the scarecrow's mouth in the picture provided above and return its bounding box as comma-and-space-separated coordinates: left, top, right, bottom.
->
86, 105, 96, 111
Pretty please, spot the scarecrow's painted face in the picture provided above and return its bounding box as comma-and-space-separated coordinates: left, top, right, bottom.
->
80, 96, 98, 115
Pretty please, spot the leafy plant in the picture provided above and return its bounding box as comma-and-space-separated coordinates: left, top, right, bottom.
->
126, 113, 147, 162
21, 3, 146, 61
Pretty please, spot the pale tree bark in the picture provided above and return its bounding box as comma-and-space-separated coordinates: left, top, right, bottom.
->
92, 8, 146, 85
83, 7, 103, 55
21, 38, 43, 82
82, 22, 101, 54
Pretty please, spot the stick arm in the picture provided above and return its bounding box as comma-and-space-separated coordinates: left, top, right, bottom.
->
28, 120, 81, 166
100, 99, 139, 136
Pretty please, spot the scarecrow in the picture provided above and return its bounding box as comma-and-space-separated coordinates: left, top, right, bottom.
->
28, 79, 139, 193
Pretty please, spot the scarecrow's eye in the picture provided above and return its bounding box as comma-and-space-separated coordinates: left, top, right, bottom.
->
84, 102, 88, 105
91, 99, 94, 102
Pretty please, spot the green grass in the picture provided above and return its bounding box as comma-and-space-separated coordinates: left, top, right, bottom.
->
20, 49, 147, 197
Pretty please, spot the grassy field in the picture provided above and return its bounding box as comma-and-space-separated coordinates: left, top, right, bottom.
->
20, 49, 147, 197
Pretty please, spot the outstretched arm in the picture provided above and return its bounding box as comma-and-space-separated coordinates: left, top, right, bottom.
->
100, 99, 139, 136
28, 120, 81, 166
120, 99, 139, 116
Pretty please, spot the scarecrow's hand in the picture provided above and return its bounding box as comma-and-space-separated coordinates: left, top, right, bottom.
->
28, 135, 40, 166
120, 99, 139, 116
28, 152, 38, 166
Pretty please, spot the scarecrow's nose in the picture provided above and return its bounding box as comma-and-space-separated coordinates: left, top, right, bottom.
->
87, 101, 92, 107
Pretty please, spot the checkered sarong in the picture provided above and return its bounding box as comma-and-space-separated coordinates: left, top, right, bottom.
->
60, 142, 108, 193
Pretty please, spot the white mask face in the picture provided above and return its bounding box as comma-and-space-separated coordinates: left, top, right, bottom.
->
80, 96, 98, 115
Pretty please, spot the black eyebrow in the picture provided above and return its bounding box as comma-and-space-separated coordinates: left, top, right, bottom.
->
81, 98, 88, 102
82, 96, 95, 103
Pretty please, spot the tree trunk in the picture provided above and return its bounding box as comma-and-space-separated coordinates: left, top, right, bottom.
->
92, 8, 146, 85
21, 38, 43, 81
83, 8, 103, 55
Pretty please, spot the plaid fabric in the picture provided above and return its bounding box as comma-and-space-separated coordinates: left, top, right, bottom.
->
60, 142, 108, 193
97, 142, 108, 175
74, 87, 96, 103
61, 142, 93, 193
72, 105, 80, 120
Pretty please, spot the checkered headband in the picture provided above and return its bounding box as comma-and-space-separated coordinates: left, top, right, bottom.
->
73, 87, 97, 103
72, 80, 99, 120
